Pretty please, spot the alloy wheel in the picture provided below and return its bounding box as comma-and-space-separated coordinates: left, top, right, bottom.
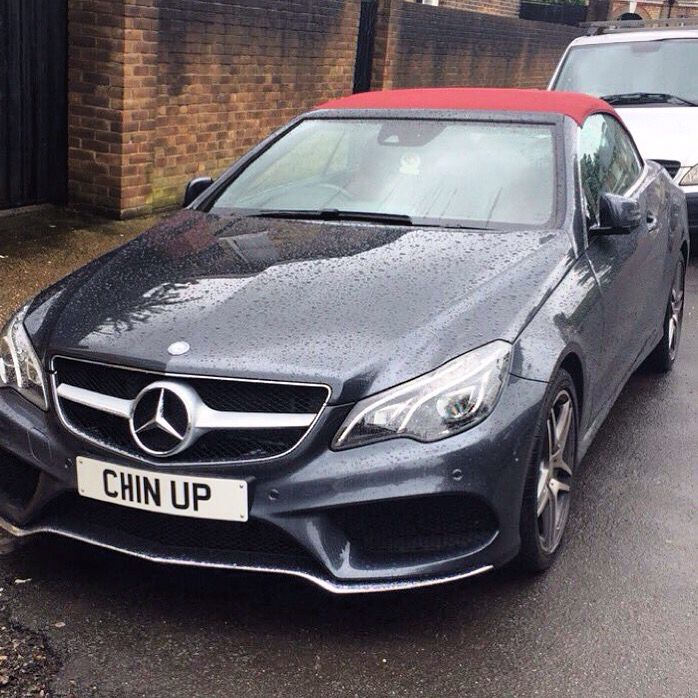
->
536, 389, 574, 554
668, 262, 685, 361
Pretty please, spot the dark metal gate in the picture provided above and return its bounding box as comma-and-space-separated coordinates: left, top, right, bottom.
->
0, 0, 68, 210
353, 0, 378, 94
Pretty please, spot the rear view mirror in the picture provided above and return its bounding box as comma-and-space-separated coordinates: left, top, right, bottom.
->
591, 193, 642, 236
183, 176, 214, 208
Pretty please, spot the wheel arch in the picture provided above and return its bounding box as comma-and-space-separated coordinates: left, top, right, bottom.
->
558, 351, 584, 416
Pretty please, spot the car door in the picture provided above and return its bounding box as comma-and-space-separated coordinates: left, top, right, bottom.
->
580, 114, 664, 409
606, 117, 669, 343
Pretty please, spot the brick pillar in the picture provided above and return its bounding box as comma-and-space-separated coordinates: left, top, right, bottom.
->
68, 0, 158, 218
67, 0, 127, 215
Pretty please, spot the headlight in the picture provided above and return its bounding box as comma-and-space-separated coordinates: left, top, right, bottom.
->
0, 302, 48, 410
680, 164, 698, 186
332, 341, 511, 450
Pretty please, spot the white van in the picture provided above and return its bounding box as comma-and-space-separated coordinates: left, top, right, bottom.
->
549, 22, 698, 239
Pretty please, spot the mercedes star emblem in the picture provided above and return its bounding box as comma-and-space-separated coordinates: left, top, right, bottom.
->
129, 382, 195, 457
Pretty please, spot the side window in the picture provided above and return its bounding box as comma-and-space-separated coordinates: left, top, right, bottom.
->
602, 116, 643, 194
579, 115, 605, 225
578, 114, 643, 225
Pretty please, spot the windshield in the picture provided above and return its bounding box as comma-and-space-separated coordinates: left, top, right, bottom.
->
209, 119, 559, 229
553, 39, 698, 105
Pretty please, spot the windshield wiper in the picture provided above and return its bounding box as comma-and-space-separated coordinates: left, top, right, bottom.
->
601, 92, 698, 107
244, 209, 416, 226
242, 209, 493, 229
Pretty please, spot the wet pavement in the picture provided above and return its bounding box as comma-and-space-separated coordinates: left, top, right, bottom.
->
0, 207, 696, 697
0, 207, 159, 323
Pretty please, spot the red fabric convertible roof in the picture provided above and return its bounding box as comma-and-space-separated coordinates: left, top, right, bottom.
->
316, 88, 616, 125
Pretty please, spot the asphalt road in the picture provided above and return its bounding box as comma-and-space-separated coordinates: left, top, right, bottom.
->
0, 210, 696, 697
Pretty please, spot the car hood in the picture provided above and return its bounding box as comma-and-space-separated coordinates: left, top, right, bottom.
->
617, 106, 698, 166
26, 211, 574, 403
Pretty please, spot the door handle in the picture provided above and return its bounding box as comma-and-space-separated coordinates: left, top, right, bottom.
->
646, 212, 658, 231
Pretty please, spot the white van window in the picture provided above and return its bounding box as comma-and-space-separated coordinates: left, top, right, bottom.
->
554, 40, 698, 106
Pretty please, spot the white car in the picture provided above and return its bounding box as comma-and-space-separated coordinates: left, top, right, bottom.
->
549, 24, 698, 240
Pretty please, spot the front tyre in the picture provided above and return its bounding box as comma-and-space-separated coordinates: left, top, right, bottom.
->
517, 370, 578, 573
645, 258, 686, 373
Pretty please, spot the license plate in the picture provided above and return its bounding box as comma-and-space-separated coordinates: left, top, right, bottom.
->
76, 457, 248, 522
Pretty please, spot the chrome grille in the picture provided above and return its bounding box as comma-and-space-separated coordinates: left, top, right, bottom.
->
52, 357, 330, 464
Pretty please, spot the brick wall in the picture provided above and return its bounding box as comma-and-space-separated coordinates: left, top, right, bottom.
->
68, 0, 584, 217
375, 2, 582, 90
147, 0, 360, 212
68, 0, 360, 217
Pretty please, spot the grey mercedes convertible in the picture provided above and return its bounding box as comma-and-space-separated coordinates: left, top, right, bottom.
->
0, 88, 688, 593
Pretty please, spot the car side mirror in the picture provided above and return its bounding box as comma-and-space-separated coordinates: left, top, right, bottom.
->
591, 193, 642, 236
183, 176, 214, 208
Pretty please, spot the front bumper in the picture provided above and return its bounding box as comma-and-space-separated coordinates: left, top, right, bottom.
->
0, 516, 493, 594
0, 373, 547, 593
